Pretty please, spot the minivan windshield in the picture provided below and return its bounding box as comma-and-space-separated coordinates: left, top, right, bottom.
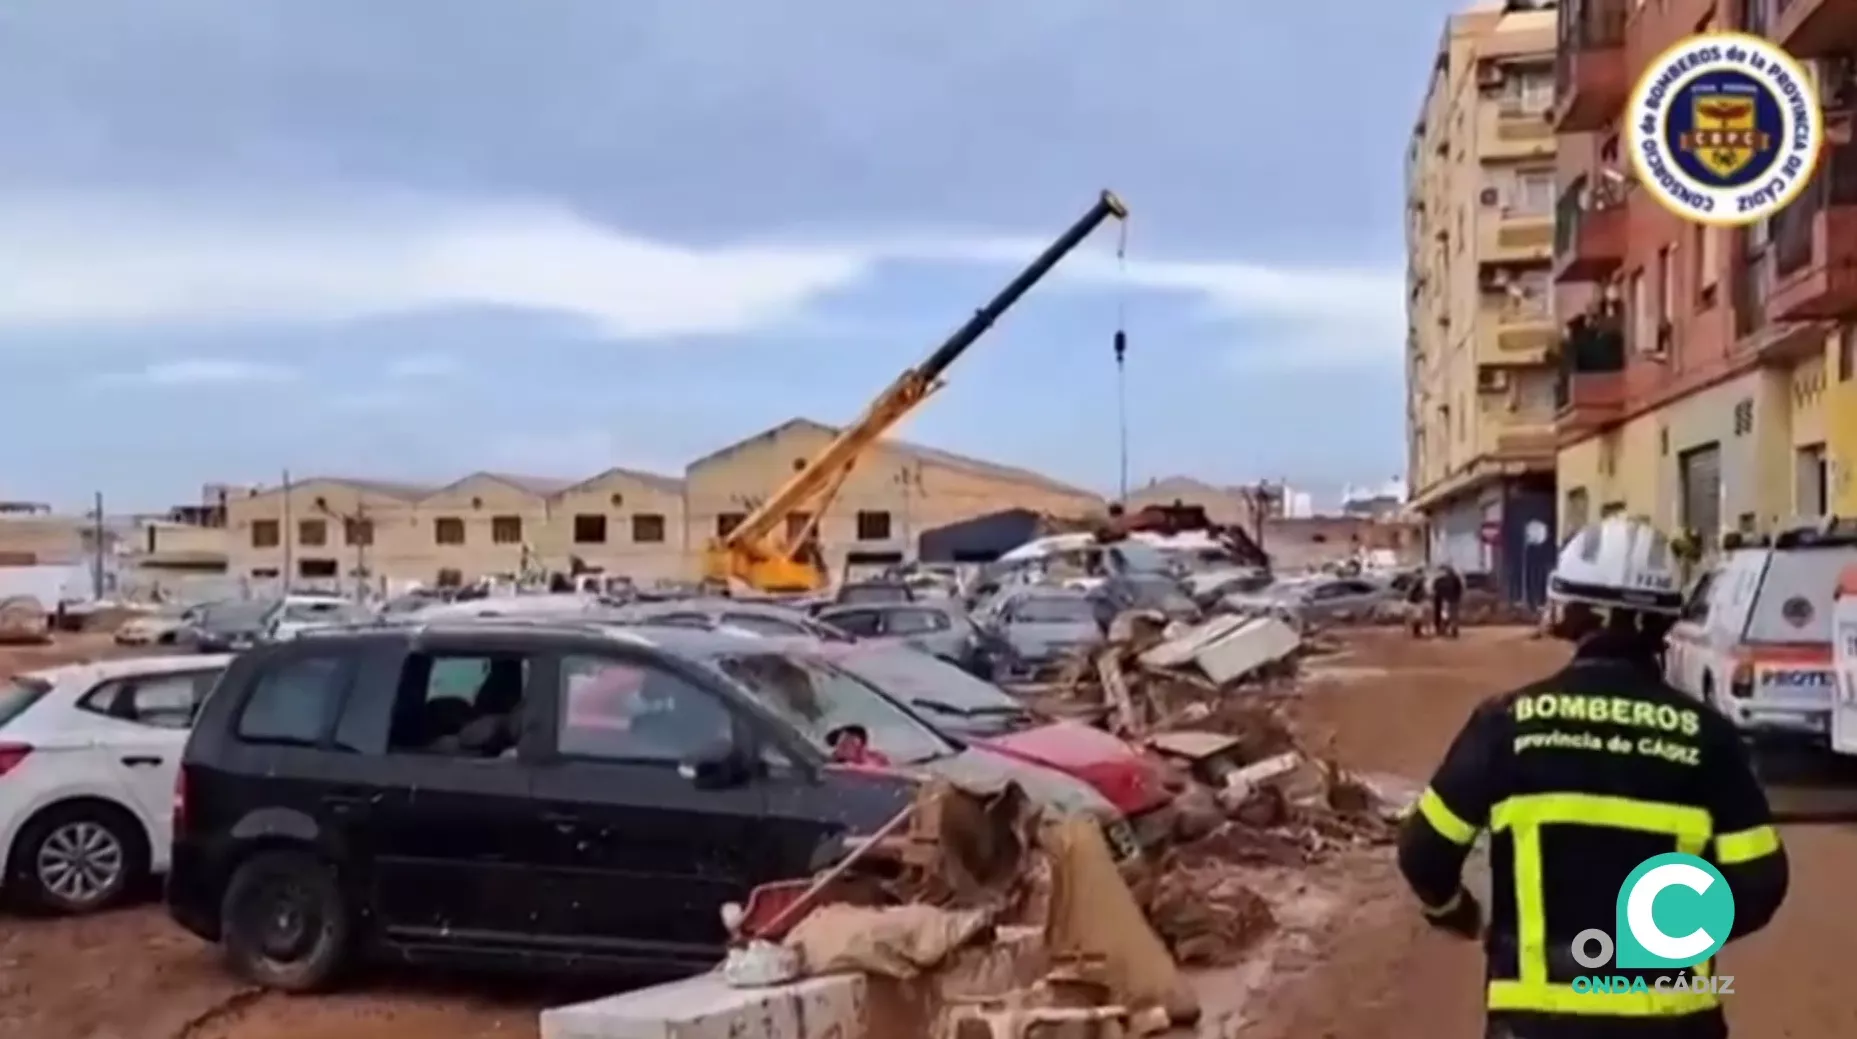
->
0, 676, 51, 729
715, 651, 956, 765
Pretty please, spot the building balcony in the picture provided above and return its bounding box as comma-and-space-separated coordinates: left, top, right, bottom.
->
1554, 315, 1627, 439
1479, 101, 1555, 163
1482, 303, 1557, 363
1553, 175, 1627, 283
1772, 0, 1857, 57
1766, 136, 1857, 322
1482, 209, 1554, 264
1495, 426, 1558, 463
1553, 0, 1630, 133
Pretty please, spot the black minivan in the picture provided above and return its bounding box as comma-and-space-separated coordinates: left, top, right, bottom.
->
167, 621, 931, 991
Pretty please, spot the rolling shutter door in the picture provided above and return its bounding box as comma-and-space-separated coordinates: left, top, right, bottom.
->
1678, 444, 1722, 541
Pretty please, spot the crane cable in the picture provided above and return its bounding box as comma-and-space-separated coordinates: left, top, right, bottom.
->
1113, 216, 1130, 503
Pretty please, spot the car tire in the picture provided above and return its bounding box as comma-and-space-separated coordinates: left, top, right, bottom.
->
6, 801, 147, 915
219, 851, 351, 992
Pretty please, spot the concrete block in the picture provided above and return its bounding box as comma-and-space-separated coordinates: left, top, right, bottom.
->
540, 971, 867, 1039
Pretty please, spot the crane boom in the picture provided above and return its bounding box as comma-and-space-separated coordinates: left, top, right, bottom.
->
704, 190, 1129, 593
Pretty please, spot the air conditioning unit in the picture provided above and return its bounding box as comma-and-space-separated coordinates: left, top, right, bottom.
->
1480, 187, 1501, 206
1477, 367, 1511, 392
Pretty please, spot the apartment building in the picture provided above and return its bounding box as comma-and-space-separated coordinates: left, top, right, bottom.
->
1406, 0, 1562, 601
1551, 0, 1857, 548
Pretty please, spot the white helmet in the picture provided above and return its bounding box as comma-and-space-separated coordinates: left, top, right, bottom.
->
1547, 516, 1684, 614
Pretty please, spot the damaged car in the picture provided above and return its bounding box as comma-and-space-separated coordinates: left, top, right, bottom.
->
168, 621, 1133, 991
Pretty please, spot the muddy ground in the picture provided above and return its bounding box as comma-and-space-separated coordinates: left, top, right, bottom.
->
4, 629, 1854, 1038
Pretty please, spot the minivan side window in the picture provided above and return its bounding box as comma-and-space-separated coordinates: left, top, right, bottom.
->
558, 655, 733, 763
820, 610, 883, 637
235, 655, 351, 746
885, 609, 949, 635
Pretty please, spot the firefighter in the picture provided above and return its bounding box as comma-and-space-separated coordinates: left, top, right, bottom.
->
1397, 515, 1788, 1039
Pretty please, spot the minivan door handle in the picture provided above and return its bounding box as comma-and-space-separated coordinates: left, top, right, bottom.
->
320, 792, 372, 815
121, 755, 163, 767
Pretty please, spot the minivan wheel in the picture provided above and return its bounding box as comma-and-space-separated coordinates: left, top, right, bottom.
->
8, 802, 146, 914
220, 852, 350, 992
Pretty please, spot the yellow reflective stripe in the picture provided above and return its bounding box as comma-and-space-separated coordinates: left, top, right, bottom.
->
1514, 823, 1546, 985
1714, 824, 1781, 864
1490, 793, 1716, 1001
1418, 787, 1479, 845
1487, 980, 1718, 1016
1488, 793, 1712, 843
1421, 888, 1463, 919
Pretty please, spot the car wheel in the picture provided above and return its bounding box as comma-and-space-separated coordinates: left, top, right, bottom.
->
8, 802, 146, 915
220, 851, 351, 992
157, 631, 176, 645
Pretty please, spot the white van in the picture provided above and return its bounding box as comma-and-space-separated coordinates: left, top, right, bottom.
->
1828, 565, 1857, 756
1664, 524, 1857, 738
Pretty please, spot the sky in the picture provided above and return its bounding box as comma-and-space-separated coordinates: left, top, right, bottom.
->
0, 0, 1468, 511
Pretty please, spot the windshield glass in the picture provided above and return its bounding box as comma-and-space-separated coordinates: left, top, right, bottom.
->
1747, 546, 1857, 643
0, 676, 51, 729
834, 646, 1024, 717
203, 601, 273, 630
715, 652, 955, 764
1010, 597, 1096, 624
280, 600, 371, 624
838, 584, 911, 605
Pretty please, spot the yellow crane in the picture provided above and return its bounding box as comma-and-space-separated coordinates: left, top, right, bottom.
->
702, 190, 1129, 593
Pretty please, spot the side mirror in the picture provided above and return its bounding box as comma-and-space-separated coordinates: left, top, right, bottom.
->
678, 738, 751, 789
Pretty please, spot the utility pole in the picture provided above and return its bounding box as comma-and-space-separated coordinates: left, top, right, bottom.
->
280, 469, 294, 595
91, 491, 105, 600
353, 499, 370, 600
895, 463, 924, 563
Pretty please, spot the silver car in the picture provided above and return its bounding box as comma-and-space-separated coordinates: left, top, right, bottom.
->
812, 602, 986, 674
981, 590, 1102, 681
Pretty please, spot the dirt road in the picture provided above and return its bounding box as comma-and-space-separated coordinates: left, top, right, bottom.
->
1244, 628, 1857, 1039
4, 630, 1854, 1038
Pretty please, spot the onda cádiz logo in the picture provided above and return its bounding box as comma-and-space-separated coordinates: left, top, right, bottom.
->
1570, 853, 1737, 995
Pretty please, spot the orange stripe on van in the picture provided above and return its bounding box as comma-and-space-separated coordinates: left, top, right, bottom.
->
1838, 564, 1857, 598
1732, 643, 1833, 666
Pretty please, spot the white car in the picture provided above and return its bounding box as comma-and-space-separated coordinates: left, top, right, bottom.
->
0, 654, 231, 913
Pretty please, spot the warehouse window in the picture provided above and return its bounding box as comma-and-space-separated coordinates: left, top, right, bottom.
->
298, 519, 327, 547
434, 517, 465, 545
573, 514, 607, 544
344, 518, 373, 546
491, 516, 523, 544
298, 559, 337, 579
856, 510, 893, 541
716, 513, 746, 538
633, 514, 667, 543
251, 520, 280, 548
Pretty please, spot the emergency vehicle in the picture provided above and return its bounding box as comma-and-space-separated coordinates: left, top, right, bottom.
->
1829, 565, 1857, 756
1663, 522, 1857, 740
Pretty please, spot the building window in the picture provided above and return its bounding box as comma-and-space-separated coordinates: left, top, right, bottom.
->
786, 512, 813, 541
251, 520, 279, 548
855, 510, 893, 541
298, 519, 327, 547
1600, 501, 1627, 517
573, 514, 607, 544
1629, 269, 1650, 353
491, 516, 523, 544
249, 567, 279, 579
343, 518, 373, 546
1657, 244, 1675, 324
434, 517, 465, 545
1840, 324, 1856, 382
298, 558, 338, 578
1696, 225, 1720, 299
632, 513, 667, 543
716, 513, 746, 538
1511, 170, 1555, 215
1796, 444, 1828, 518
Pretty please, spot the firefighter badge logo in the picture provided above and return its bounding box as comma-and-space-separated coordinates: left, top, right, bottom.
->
1626, 32, 1822, 226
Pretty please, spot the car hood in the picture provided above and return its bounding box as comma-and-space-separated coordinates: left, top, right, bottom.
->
909, 744, 1122, 822
1004, 622, 1099, 651
974, 722, 1172, 817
